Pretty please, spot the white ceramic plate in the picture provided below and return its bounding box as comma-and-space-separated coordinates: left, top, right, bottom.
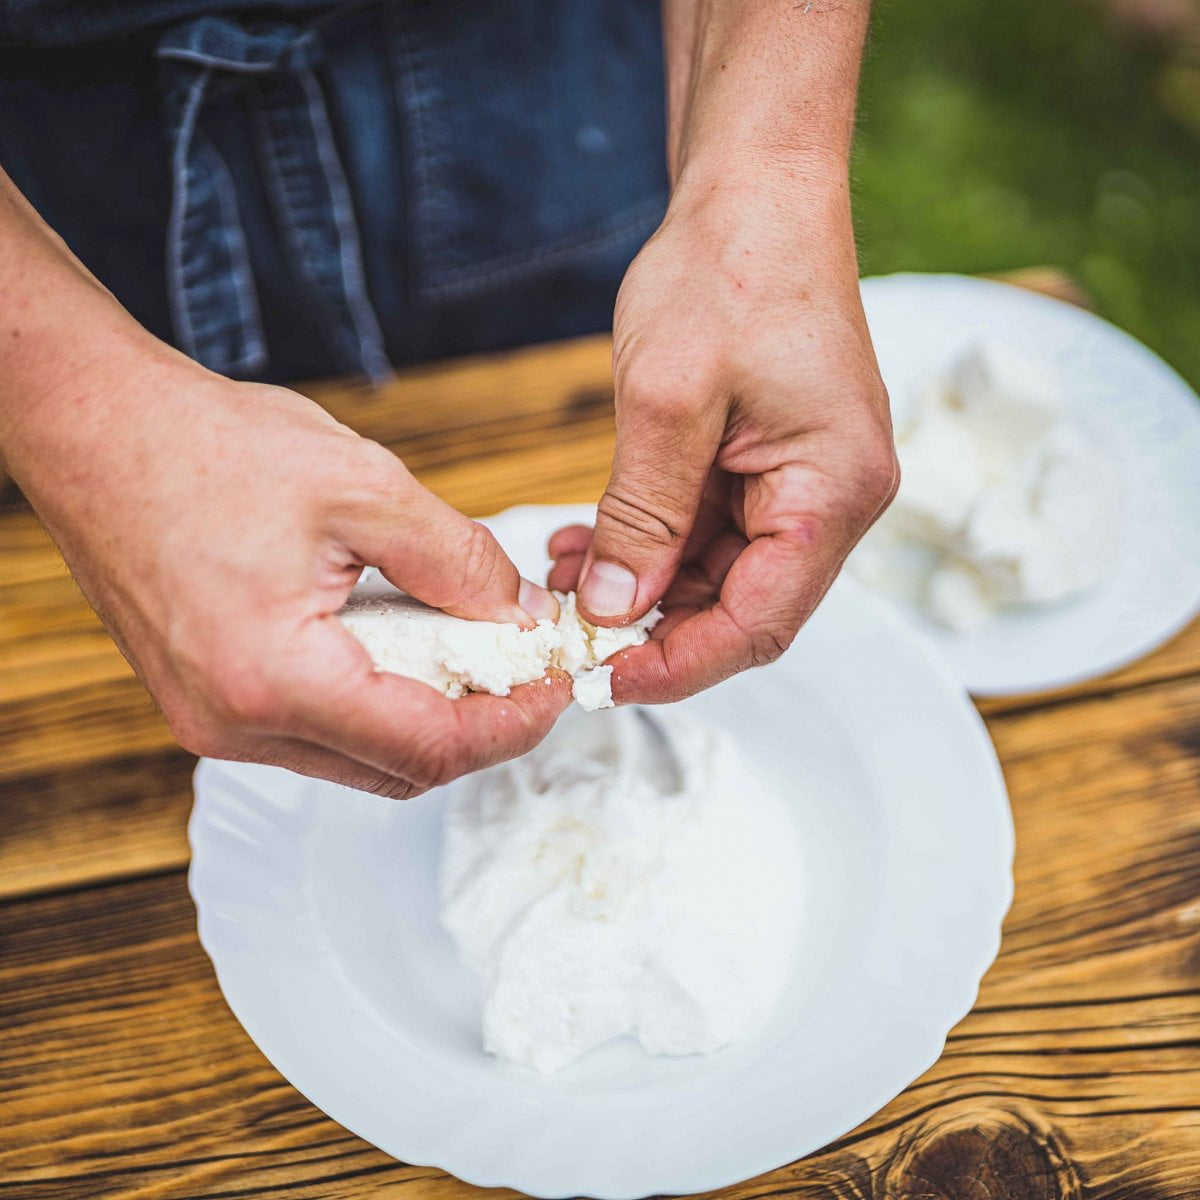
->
190, 504, 1012, 1199
858, 272, 1200, 698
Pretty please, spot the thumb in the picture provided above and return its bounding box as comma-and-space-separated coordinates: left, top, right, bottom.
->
342, 458, 558, 625
578, 393, 721, 626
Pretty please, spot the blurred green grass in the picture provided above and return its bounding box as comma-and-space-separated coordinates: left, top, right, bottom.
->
854, 0, 1200, 389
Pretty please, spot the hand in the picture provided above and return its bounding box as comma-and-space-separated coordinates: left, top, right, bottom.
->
550, 177, 898, 702
7, 349, 569, 798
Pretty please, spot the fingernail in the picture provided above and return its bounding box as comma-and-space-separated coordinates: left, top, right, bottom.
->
519, 578, 560, 622
580, 561, 637, 618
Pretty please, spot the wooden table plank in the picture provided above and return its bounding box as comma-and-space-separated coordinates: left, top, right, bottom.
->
3, 670, 1199, 1196
977, 619, 1200, 717
0, 751, 195, 899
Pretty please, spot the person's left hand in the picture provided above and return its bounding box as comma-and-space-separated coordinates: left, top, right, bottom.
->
548, 176, 898, 702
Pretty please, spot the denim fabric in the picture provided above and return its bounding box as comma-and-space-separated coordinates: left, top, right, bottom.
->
0, 0, 328, 47
0, 1, 668, 382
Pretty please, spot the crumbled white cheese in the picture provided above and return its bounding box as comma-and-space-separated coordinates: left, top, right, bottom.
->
566, 663, 615, 712
925, 556, 994, 631
439, 707, 803, 1074
945, 335, 1066, 474
850, 339, 1124, 630
339, 589, 660, 709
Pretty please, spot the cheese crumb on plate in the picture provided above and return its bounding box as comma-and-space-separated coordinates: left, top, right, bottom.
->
439, 705, 803, 1074
850, 337, 1125, 631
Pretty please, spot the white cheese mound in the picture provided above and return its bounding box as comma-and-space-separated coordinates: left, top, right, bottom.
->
850, 338, 1125, 630
439, 707, 803, 1074
339, 588, 661, 710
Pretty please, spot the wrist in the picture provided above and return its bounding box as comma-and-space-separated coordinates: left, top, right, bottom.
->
663, 157, 861, 298
0, 169, 204, 487
672, 141, 851, 218
0, 316, 205, 508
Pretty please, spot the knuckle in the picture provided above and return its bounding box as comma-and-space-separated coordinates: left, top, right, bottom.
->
852, 429, 901, 516
748, 624, 792, 669
402, 725, 462, 789
866, 451, 902, 512
349, 440, 411, 503
503, 707, 548, 762
616, 352, 721, 424
597, 485, 687, 550
163, 705, 229, 759
619, 372, 695, 421
368, 777, 424, 802
722, 603, 794, 671
461, 521, 501, 576
207, 670, 284, 732
358, 437, 405, 479
453, 522, 506, 604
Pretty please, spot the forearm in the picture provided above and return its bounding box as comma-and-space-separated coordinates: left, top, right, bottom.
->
663, 0, 870, 185
0, 168, 192, 496
655, 0, 871, 319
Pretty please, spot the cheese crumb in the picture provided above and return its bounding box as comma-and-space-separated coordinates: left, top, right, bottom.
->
339, 589, 661, 709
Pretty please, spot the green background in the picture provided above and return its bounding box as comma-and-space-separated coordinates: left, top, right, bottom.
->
853, 0, 1200, 388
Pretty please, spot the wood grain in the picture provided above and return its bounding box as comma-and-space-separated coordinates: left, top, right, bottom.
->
0, 751, 195, 898
982, 266, 1095, 311
3, 669, 1199, 1198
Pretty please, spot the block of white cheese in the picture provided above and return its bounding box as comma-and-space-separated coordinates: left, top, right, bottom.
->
339, 589, 660, 710
944, 335, 1066, 475
439, 706, 803, 1074
850, 340, 1124, 630
883, 406, 988, 544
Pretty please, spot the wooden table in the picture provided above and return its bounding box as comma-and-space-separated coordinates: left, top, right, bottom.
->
3, 309, 1200, 1199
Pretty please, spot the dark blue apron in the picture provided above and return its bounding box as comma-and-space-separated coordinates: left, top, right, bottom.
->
0, 1, 668, 382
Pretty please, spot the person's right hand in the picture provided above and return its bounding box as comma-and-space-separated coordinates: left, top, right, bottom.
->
4, 346, 570, 799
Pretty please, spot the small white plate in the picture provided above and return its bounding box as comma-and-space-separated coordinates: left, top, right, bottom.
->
190, 504, 1012, 1199
859, 272, 1200, 698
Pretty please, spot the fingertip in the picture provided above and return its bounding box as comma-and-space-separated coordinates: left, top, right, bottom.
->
605, 642, 668, 706
526, 674, 573, 735
465, 670, 572, 723
548, 524, 593, 559
547, 551, 585, 594
454, 671, 572, 766
577, 559, 639, 625
516, 668, 574, 719
518, 577, 560, 623
604, 610, 742, 706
